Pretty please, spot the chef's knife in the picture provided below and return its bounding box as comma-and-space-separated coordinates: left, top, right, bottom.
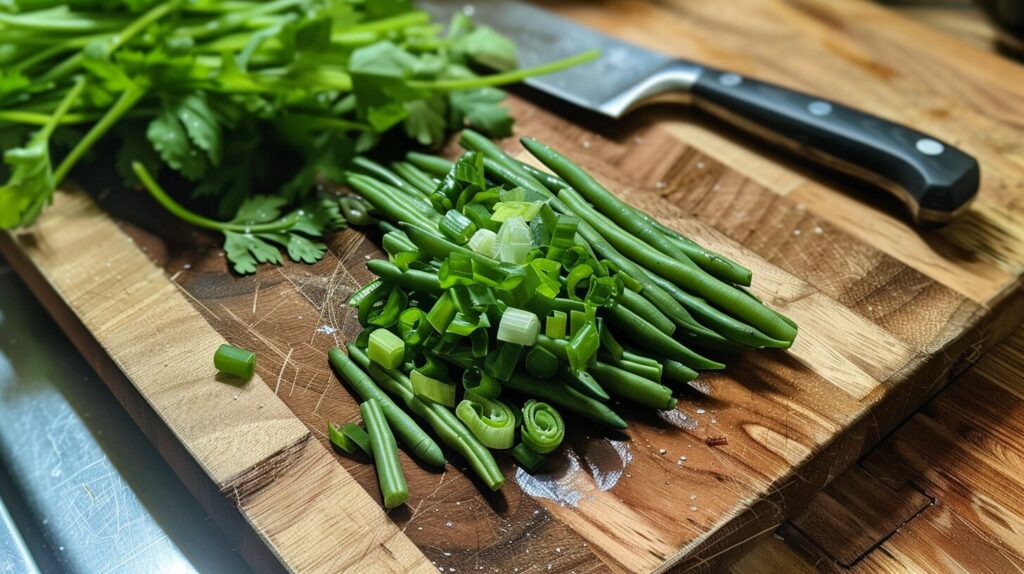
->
420, 0, 979, 225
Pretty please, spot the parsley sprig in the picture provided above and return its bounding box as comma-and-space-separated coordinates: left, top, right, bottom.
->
0, 0, 597, 273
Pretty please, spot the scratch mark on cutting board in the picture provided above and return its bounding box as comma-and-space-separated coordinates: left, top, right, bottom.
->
172, 279, 222, 322
275, 348, 294, 395
252, 282, 260, 314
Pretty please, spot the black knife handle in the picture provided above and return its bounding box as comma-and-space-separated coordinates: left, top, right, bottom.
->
691, 68, 979, 225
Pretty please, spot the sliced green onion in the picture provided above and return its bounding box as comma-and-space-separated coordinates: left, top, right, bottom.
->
397, 308, 431, 347
411, 369, 456, 407
468, 228, 498, 257
426, 291, 456, 333
512, 442, 546, 473
328, 422, 373, 459
549, 214, 579, 249
566, 320, 599, 372
463, 367, 502, 398
497, 307, 540, 346
525, 346, 559, 379
360, 398, 409, 509
566, 264, 594, 301
598, 318, 624, 362
456, 392, 517, 449
440, 209, 478, 245
586, 276, 621, 308
499, 187, 526, 202
495, 216, 534, 264
491, 201, 542, 222
438, 252, 475, 288
484, 342, 524, 382
463, 203, 499, 232
546, 311, 567, 339
413, 353, 449, 380
520, 400, 565, 454
368, 329, 405, 369
214, 344, 255, 380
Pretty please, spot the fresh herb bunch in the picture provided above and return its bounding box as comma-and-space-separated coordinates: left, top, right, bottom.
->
0, 0, 594, 272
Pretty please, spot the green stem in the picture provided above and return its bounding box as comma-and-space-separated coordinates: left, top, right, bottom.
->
112, 0, 185, 52
39, 76, 87, 142
53, 85, 146, 185
0, 110, 97, 126
131, 162, 300, 233
408, 50, 601, 91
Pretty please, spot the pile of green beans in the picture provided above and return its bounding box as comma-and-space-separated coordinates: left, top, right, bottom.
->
325, 132, 796, 503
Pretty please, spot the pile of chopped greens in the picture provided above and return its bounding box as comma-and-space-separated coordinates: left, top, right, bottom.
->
0, 0, 594, 272
312, 132, 797, 503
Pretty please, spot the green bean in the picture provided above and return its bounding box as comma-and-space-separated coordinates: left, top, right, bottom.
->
366, 260, 442, 295
328, 347, 446, 467
617, 288, 675, 336
559, 186, 796, 343
401, 222, 505, 276
460, 129, 548, 191
515, 159, 567, 193
664, 360, 698, 385
590, 361, 676, 410
504, 373, 626, 429
352, 156, 420, 197
406, 151, 454, 178
482, 157, 555, 200
360, 398, 409, 509
645, 271, 790, 349
355, 174, 441, 223
606, 304, 724, 370
608, 357, 662, 384
346, 174, 438, 230
349, 345, 504, 491
521, 137, 753, 286
391, 161, 438, 196
621, 351, 660, 368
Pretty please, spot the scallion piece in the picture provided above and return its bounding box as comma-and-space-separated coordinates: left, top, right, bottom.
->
214, 344, 256, 380
512, 442, 546, 473
397, 308, 431, 347
495, 216, 534, 264
411, 369, 456, 407
328, 422, 373, 460
491, 201, 542, 222
566, 320, 600, 372
361, 398, 409, 509
497, 307, 540, 346
440, 209, 478, 244
520, 400, 565, 454
545, 311, 567, 339
462, 367, 502, 399
484, 342, 524, 382
368, 329, 405, 369
456, 392, 517, 449
426, 291, 457, 333
468, 228, 498, 257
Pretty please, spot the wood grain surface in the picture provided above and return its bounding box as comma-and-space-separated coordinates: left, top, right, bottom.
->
4, 1, 1024, 573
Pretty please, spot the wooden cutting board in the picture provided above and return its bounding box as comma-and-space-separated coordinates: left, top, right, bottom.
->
3, 1, 1024, 573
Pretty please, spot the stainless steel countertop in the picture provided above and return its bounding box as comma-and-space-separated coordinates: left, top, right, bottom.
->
0, 260, 251, 574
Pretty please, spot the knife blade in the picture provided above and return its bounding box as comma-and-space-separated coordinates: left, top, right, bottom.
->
419, 0, 980, 225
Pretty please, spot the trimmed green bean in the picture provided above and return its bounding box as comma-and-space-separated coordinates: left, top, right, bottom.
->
521, 137, 753, 286
664, 360, 699, 384
504, 373, 626, 429
406, 151, 454, 177
609, 358, 662, 384
590, 361, 676, 410
391, 161, 438, 196
606, 304, 724, 370
348, 345, 504, 491
559, 186, 796, 343
328, 347, 446, 467
515, 160, 567, 193
352, 156, 420, 197
366, 260, 442, 295
346, 174, 437, 230
360, 398, 409, 509
617, 288, 675, 336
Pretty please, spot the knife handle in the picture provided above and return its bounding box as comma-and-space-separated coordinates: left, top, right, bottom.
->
690, 67, 979, 225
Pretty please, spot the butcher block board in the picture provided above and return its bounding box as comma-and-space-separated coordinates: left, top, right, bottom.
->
3, 1, 1024, 573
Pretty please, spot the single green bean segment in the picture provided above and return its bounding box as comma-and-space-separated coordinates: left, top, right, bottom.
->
512, 442, 546, 473
361, 398, 409, 509
606, 304, 724, 371
214, 344, 255, 380
328, 347, 445, 467
590, 361, 677, 410
348, 345, 504, 490
504, 373, 626, 429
